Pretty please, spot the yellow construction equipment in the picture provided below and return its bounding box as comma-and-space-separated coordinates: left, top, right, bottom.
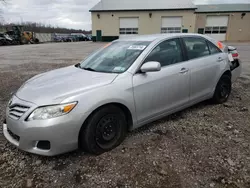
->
6, 25, 39, 45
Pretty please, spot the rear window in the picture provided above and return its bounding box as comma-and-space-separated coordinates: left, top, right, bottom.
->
207, 41, 222, 54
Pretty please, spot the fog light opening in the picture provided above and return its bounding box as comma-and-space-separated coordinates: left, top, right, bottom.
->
36, 141, 51, 150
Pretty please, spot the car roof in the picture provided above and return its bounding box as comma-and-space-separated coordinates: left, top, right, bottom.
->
117, 33, 210, 42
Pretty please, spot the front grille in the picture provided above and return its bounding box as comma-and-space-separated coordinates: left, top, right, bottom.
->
7, 128, 20, 142
9, 104, 30, 120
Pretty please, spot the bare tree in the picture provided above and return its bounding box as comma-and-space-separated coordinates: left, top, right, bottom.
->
1, 21, 91, 34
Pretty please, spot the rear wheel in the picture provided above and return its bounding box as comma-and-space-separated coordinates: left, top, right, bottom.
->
212, 75, 231, 104
79, 105, 127, 155
34, 38, 39, 43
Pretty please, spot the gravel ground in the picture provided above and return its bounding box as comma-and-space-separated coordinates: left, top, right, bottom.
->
0, 42, 250, 188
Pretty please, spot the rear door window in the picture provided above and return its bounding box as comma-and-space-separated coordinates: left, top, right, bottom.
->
183, 37, 210, 60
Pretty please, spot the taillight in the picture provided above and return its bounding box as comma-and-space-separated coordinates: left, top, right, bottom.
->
232, 53, 239, 57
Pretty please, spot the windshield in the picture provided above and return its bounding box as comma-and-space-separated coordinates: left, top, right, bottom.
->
80, 41, 150, 73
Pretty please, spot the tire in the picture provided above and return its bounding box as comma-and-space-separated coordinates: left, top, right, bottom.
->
79, 105, 127, 155
212, 75, 232, 104
21, 37, 28, 45
34, 38, 39, 43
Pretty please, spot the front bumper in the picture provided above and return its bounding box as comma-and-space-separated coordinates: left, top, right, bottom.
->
3, 95, 86, 156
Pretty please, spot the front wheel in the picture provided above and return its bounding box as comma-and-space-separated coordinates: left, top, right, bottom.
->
79, 105, 127, 155
212, 75, 232, 104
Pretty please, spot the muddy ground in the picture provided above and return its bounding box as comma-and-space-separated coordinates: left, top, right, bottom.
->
0, 42, 250, 188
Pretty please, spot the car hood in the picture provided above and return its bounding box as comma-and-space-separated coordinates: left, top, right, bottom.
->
16, 66, 118, 105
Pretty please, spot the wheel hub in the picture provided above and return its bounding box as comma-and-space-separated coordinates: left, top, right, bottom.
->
102, 123, 116, 141
96, 115, 119, 147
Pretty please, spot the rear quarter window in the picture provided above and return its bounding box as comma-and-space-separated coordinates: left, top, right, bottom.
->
207, 41, 222, 55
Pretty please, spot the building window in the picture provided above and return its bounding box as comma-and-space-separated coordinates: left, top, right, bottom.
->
119, 28, 138, 35
212, 27, 219, 34
205, 26, 227, 34
161, 27, 181, 33
219, 27, 227, 34
204, 27, 212, 34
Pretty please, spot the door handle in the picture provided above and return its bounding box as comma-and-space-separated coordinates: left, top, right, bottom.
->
217, 57, 224, 62
179, 68, 189, 74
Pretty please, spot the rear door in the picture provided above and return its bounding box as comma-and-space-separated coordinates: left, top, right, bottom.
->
181, 37, 226, 102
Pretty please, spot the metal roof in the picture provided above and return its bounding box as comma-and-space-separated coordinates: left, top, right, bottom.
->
196, 4, 250, 13
90, 0, 196, 12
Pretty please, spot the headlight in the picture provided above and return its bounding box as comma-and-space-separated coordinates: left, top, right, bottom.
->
27, 102, 77, 121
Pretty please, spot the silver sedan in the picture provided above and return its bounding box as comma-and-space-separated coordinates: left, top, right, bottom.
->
3, 34, 242, 156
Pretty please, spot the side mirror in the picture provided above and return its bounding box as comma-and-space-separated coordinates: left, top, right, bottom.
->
140, 61, 161, 73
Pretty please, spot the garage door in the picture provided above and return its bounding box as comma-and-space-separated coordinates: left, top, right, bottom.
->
119, 18, 139, 37
161, 17, 182, 33
205, 16, 228, 41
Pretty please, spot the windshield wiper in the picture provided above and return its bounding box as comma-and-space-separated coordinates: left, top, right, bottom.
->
82, 67, 97, 72
75, 63, 80, 68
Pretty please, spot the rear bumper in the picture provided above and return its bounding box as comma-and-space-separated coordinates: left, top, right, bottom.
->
231, 59, 242, 82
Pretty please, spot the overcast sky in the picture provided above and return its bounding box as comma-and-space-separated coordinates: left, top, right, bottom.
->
1, 0, 250, 30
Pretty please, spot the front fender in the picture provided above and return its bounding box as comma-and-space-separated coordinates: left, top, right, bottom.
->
61, 73, 137, 128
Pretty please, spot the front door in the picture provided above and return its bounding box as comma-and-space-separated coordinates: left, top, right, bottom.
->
133, 38, 190, 124
96, 30, 102, 42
